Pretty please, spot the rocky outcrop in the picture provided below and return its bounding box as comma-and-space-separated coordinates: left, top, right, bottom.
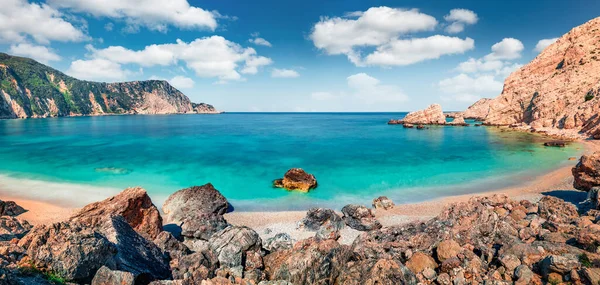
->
341, 204, 382, 231
461, 98, 492, 120
389, 104, 446, 126
447, 115, 468, 126
208, 226, 263, 281
469, 17, 600, 138
0, 200, 26, 217
573, 152, 600, 191
0, 53, 219, 119
69, 187, 163, 240
273, 168, 318, 192
297, 208, 344, 240
0, 216, 32, 241
162, 184, 230, 241
372, 196, 394, 210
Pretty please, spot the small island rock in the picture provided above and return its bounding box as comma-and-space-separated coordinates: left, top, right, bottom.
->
273, 168, 317, 192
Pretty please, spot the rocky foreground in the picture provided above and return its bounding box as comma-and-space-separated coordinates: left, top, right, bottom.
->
2, 155, 600, 284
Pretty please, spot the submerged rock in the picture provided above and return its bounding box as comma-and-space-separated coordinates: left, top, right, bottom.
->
572, 152, 600, 191
70, 186, 163, 240
341, 204, 382, 231
273, 168, 318, 192
544, 141, 567, 147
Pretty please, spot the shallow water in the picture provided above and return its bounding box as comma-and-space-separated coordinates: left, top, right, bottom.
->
0, 113, 580, 210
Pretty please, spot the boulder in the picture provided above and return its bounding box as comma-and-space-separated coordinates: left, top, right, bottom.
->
397, 104, 446, 125
208, 226, 263, 276
263, 237, 352, 284
273, 168, 317, 192
264, 233, 294, 253
538, 255, 580, 277
297, 208, 344, 240
573, 152, 600, 191
163, 184, 230, 241
170, 251, 218, 282
582, 268, 600, 285
336, 258, 417, 285
448, 116, 469, 126
436, 239, 461, 261
70, 187, 163, 240
589, 187, 600, 209
153, 231, 191, 261
537, 196, 579, 224
405, 252, 438, 273
91, 266, 135, 285
18, 222, 117, 283
0, 216, 32, 241
341, 204, 382, 231
0, 200, 26, 217
372, 196, 394, 210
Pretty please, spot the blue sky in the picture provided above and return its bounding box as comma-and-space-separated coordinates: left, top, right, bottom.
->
1, 0, 599, 112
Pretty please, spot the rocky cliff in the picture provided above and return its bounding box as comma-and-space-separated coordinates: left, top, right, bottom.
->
0, 53, 219, 119
467, 18, 600, 138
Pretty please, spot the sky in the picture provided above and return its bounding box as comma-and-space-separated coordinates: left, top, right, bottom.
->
1, 0, 599, 112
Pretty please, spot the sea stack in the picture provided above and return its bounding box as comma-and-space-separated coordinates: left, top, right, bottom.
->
273, 168, 318, 192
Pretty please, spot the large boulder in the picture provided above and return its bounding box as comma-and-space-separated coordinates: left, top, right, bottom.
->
163, 184, 229, 241
153, 231, 191, 261
0, 200, 26, 217
297, 208, 344, 240
273, 168, 318, 192
91, 266, 135, 285
170, 251, 218, 282
397, 104, 446, 125
0, 216, 32, 241
208, 226, 263, 278
572, 152, 600, 191
341, 204, 382, 231
336, 258, 417, 285
18, 222, 117, 283
70, 187, 163, 239
263, 233, 294, 253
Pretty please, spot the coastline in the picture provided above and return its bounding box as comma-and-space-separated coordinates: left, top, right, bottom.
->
3, 140, 596, 244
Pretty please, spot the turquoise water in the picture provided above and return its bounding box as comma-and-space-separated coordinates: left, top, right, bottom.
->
0, 113, 581, 210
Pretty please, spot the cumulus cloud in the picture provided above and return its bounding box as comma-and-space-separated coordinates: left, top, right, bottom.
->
439, 73, 503, 102
67, 59, 133, 81
83, 36, 272, 82
169, 76, 195, 89
484, 38, 524, 61
0, 0, 87, 44
363, 35, 474, 66
271, 68, 300, 78
443, 9, 478, 34
8, 43, 61, 64
534, 38, 558, 52
48, 0, 219, 32
249, 37, 272, 47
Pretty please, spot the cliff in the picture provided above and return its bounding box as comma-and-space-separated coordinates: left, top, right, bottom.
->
0, 53, 219, 119
469, 17, 600, 137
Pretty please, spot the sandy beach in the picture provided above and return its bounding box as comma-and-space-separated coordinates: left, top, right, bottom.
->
2, 140, 598, 244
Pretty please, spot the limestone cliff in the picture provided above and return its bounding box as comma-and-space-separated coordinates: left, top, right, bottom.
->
472, 17, 600, 137
0, 53, 219, 119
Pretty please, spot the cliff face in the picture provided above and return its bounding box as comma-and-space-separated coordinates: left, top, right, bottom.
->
462, 98, 492, 120
0, 53, 219, 119
479, 17, 600, 137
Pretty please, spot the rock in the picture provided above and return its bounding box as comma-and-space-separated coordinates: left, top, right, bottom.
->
372, 196, 394, 210
70, 187, 163, 240
163, 184, 230, 241
0, 216, 32, 241
589, 187, 600, 209
396, 104, 446, 125
0, 201, 26, 217
208, 226, 263, 276
573, 152, 600, 191
97, 216, 172, 281
297, 208, 344, 240
477, 17, 600, 138
537, 196, 579, 224
18, 222, 117, 283
341, 204, 382, 231
547, 272, 563, 283
538, 255, 580, 277
461, 98, 492, 120
544, 141, 567, 147
91, 266, 135, 285
514, 264, 534, 283
264, 233, 293, 253
263, 237, 352, 285
448, 116, 469, 126
436, 239, 461, 261
582, 268, 600, 285
405, 252, 437, 273
273, 168, 318, 192
499, 254, 521, 273
153, 231, 191, 261
171, 251, 218, 282
336, 258, 417, 285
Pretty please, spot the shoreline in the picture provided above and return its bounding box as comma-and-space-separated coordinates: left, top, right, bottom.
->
2, 140, 596, 244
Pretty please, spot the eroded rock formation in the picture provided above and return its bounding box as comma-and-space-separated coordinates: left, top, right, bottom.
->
273, 168, 318, 192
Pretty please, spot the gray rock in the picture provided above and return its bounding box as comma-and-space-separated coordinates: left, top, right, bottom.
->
0, 216, 32, 241
341, 204, 382, 231
538, 255, 580, 277
264, 233, 294, 253
91, 266, 135, 285
153, 231, 191, 260
171, 251, 218, 282
0, 200, 26, 217
372, 196, 394, 210
297, 208, 344, 239
208, 226, 263, 272
514, 265, 534, 283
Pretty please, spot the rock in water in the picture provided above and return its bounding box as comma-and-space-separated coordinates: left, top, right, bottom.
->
162, 184, 230, 241
396, 104, 446, 125
0, 200, 26, 217
273, 168, 318, 192
69, 187, 163, 240
447, 116, 468, 126
341, 204, 382, 231
372, 196, 394, 210
572, 152, 600, 191
544, 141, 567, 147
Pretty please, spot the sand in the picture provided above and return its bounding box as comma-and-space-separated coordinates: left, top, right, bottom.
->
2, 140, 598, 245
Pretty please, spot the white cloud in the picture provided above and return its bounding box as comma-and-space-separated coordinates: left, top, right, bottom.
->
249, 37, 272, 47
67, 59, 132, 81
346, 73, 409, 103
0, 0, 87, 44
84, 36, 272, 82
456, 58, 504, 73
498, 63, 523, 77
169, 76, 194, 89
271, 68, 300, 78
8, 43, 61, 64
484, 38, 524, 61
534, 38, 558, 52
48, 0, 218, 32
439, 73, 503, 102
364, 35, 474, 66
444, 9, 478, 33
